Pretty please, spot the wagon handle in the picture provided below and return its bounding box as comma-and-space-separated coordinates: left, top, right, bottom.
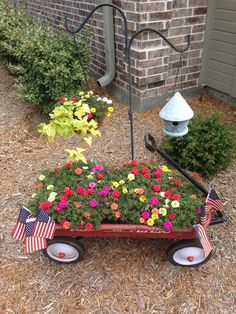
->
144, 133, 208, 195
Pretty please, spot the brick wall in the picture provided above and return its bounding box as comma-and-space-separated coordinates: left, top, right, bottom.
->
23, 0, 208, 108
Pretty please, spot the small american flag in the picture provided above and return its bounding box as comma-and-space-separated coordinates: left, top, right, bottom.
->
193, 224, 212, 258
11, 207, 32, 241
205, 189, 224, 212
24, 218, 47, 253
32, 209, 56, 240
200, 206, 207, 225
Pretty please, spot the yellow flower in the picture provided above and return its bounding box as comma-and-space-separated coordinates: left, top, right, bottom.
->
139, 195, 146, 202
122, 187, 128, 194
85, 94, 90, 99
119, 180, 125, 185
64, 97, 68, 101
147, 218, 154, 226
39, 175, 45, 181
171, 201, 180, 208
106, 112, 111, 117
151, 213, 159, 220
91, 107, 96, 113
79, 91, 84, 96
48, 192, 57, 202
88, 91, 94, 95
108, 107, 114, 113
87, 175, 93, 179
134, 188, 139, 194
47, 184, 54, 190
112, 181, 120, 188
161, 165, 171, 172
128, 173, 135, 181
140, 218, 145, 224
31, 193, 37, 198
159, 207, 167, 216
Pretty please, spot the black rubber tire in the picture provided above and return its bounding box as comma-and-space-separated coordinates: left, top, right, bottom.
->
42, 237, 85, 264
166, 239, 212, 267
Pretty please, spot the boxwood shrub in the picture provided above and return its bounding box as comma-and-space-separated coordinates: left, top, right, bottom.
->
0, 0, 91, 113
161, 114, 236, 178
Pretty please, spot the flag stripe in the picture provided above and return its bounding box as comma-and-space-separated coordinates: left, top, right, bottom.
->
25, 237, 47, 253
194, 224, 212, 258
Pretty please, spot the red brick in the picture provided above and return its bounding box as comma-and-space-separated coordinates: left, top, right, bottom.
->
194, 7, 207, 15
148, 12, 172, 21
185, 16, 205, 25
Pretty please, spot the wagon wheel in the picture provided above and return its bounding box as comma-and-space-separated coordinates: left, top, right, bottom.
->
166, 240, 212, 267
43, 237, 85, 264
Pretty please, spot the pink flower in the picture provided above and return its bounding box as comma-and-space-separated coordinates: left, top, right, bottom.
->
141, 167, 149, 174
196, 208, 201, 215
149, 197, 158, 206
88, 200, 97, 208
164, 221, 173, 231
152, 185, 161, 192
154, 168, 163, 177
165, 190, 172, 198
144, 173, 151, 179
89, 182, 96, 189
132, 168, 139, 176
141, 211, 150, 220
174, 180, 182, 186
87, 113, 93, 120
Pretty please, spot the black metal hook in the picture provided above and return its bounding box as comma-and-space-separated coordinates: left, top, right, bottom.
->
64, 3, 129, 58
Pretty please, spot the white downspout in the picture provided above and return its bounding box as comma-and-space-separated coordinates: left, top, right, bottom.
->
97, 0, 115, 87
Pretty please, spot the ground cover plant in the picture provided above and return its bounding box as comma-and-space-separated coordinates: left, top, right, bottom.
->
0, 0, 91, 113
28, 160, 204, 230
161, 114, 236, 178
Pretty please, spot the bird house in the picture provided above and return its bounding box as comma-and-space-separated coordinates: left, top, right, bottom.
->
159, 92, 194, 137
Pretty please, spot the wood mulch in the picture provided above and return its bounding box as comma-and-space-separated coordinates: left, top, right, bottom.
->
0, 63, 236, 314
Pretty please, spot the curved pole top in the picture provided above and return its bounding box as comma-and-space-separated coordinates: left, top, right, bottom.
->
64, 3, 129, 56
128, 28, 190, 54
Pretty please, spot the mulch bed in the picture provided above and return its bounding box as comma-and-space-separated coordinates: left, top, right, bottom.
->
0, 64, 236, 313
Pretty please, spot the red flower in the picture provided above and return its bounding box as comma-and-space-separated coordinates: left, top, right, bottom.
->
144, 173, 151, 179
39, 201, 52, 211
152, 185, 161, 192
130, 160, 138, 166
64, 187, 73, 197
77, 186, 87, 195
53, 168, 60, 174
58, 97, 65, 102
174, 180, 182, 186
132, 168, 139, 176
165, 190, 172, 198
60, 195, 68, 202
97, 173, 104, 180
87, 188, 94, 195
85, 222, 93, 231
65, 162, 73, 169
87, 113, 93, 120
141, 167, 149, 174
71, 97, 77, 102
60, 219, 71, 229
168, 213, 176, 220
172, 193, 181, 200
192, 172, 200, 179
156, 177, 162, 182
112, 190, 120, 201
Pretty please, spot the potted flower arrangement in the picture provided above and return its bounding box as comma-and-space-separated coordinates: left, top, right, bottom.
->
28, 160, 204, 232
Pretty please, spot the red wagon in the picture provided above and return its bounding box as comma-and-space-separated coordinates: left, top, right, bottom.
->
43, 210, 214, 267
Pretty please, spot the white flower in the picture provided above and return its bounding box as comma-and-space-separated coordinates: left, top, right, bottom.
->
31, 193, 37, 198
82, 166, 89, 169
97, 97, 102, 101
107, 99, 112, 104
38, 175, 45, 181
160, 192, 165, 197
48, 192, 57, 202
47, 184, 54, 190
102, 97, 108, 102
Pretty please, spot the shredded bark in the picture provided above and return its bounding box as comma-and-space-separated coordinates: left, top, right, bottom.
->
0, 64, 236, 313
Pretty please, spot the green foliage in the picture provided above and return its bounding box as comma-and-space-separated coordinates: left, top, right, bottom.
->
28, 161, 203, 230
0, 0, 91, 113
161, 114, 236, 178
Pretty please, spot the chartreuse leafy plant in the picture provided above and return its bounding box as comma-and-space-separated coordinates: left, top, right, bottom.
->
0, 0, 91, 113
161, 114, 236, 178
28, 160, 204, 231
38, 91, 114, 162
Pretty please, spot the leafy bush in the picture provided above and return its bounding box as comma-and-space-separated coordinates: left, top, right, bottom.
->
0, 0, 91, 113
161, 114, 236, 178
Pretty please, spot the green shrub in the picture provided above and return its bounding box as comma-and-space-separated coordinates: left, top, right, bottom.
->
0, 0, 91, 113
161, 114, 236, 178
